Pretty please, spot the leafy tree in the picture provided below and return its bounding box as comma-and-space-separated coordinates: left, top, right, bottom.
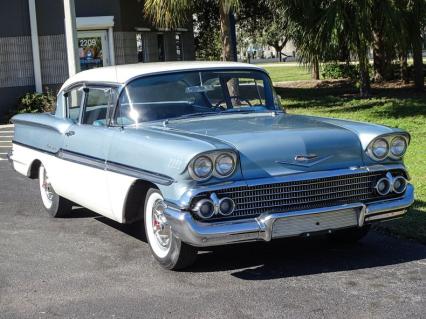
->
193, 1, 222, 60
237, 1, 291, 62
144, 0, 240, 61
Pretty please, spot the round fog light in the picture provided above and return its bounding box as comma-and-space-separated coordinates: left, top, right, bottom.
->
193, 199, 215, 219
218, 198, 235, 216
393, 176, 407, 194
375, 178, 391, 196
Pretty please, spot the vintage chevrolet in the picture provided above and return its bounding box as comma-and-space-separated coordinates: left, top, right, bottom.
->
9, 62, 414, 269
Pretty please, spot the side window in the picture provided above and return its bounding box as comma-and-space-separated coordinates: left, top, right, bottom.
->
66, 87, 84, 123
227, 77, 265, 108
82, 88, 112, 126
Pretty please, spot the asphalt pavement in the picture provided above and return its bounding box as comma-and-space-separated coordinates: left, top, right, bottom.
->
0, 161, 425, 319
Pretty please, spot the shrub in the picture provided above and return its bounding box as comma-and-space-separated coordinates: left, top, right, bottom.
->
17, 89, 56, 114
321, 63, 358, 80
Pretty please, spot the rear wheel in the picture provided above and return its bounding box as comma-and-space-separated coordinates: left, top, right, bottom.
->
144, 188, 197, 270
329, 225, 371, 244
38, 164, 72, 217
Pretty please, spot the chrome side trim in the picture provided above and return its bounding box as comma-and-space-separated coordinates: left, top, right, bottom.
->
11, 142, 175, 186
58, 149, 105, 170
106, 161, 175, 186
163, 184, 414, 247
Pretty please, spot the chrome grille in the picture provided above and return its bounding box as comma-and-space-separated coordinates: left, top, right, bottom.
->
191, 170, 404, 220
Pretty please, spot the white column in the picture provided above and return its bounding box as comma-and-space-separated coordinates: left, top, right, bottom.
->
63, 0, 79, 76
28, 0, 42, 92
108, 26, 115, 65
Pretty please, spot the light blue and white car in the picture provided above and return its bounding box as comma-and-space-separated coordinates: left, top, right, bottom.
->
9, 62, 414, 269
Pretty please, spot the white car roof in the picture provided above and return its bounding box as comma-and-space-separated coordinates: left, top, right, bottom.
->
60, 61, 266, 91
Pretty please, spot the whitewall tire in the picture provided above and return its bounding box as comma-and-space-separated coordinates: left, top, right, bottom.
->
38, 164, 72, 218
144, 188, 197, 270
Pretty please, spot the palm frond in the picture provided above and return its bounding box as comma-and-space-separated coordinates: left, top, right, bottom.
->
144, 0, 193, 28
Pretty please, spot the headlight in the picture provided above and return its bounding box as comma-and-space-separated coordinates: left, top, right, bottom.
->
367, 134, 409, 162
390, 136, 407, 158
188, 151, 238, 181
191, 156, 213, 180
215, 154, 235, 177
371, 138, 389, 160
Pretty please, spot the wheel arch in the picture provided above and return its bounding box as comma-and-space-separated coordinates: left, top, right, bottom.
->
123, 179, 159, 224
27, 159, 42, 179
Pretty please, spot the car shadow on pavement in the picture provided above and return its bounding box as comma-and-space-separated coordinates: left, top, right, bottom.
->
192, 233, 426, 279
73, 207, 426, 279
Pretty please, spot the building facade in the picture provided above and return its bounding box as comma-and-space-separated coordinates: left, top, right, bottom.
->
0, 0, 195, 119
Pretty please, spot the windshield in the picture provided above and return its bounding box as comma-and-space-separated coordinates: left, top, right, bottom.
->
115, 69, 281, 125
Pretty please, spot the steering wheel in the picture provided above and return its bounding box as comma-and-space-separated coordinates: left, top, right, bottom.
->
215, 96, 253, 109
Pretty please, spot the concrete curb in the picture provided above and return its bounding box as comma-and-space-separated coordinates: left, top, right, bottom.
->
0, 124, 14, 129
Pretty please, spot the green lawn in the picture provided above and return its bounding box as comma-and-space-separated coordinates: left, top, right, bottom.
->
263, 65, 312, 82
274, 83, 426, 243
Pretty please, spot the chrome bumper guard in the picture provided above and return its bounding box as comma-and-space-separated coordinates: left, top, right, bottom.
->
163, 184, 415, 247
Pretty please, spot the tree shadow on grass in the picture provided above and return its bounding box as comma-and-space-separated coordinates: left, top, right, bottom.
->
275, 82, 426, 119
376, 200, 426, 244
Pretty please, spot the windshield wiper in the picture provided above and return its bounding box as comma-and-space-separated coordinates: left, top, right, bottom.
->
166, 111, 220, 122
222, 109, 257, 113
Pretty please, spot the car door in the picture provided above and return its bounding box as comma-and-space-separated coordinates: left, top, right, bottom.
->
56, 85, 117, 218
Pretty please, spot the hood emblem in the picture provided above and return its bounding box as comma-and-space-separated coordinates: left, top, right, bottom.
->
295, 154, 319, 162
276, 154, 334, 167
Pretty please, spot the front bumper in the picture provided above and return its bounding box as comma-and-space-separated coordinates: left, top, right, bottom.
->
163, 184, 415, 247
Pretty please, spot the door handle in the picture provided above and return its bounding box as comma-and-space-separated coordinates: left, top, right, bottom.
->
65, 131, 75, 137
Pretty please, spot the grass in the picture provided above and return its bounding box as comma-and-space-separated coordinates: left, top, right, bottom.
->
273, 82, 426, 243
263, 65, 312, 82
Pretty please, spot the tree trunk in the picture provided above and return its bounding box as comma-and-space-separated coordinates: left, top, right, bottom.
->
357, 43, 371, 97
311, 58, 320, 80
373, 31, 386, 82
400, 51, 409, 84
219, 3, 233, 61
412, 23, 424, 91
272, 44, 283, 62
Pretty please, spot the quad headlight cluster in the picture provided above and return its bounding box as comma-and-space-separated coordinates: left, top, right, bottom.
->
374, 173, 408, 196
188, 151, 237, 181
192, 193, 236, 219
367, 134, 409, 161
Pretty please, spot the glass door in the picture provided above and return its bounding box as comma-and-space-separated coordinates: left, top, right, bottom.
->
78, 30, 110, 71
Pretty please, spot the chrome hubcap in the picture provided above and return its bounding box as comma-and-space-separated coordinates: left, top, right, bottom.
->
152, 199, 171, 248
41, 169, 54, 202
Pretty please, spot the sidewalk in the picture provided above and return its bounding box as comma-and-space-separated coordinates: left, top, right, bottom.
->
0, 124, 14, 161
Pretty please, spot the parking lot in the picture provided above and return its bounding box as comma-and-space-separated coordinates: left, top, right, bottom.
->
0, 160, 425, 318
0, 125, 13, 161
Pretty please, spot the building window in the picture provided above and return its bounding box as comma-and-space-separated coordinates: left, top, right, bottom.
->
136, 33, 145, 62
175, 33, 183, 61
78, 31, 109, 70
157, 34, 165, 61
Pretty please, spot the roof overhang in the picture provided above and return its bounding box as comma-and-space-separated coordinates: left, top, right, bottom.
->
76, 16, 114, 30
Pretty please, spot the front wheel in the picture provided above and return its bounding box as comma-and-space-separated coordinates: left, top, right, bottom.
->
38, 164, 73, 218
144, 188, 197, 270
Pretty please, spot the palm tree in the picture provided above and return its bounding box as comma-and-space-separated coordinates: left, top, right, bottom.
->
280, 0, 374, 97
144, 0, 240, 61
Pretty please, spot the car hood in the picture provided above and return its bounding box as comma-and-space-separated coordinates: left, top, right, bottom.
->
152, 113, 366, 179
